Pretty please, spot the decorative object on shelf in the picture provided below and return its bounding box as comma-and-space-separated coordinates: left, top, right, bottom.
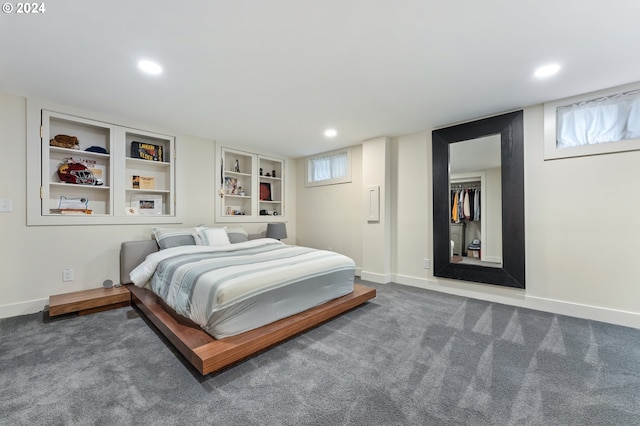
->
131, 194, 163, 215
140, 177, 155, 190
260, 209, 269, 215
226, 206, 245, 215
272, 170, 276, 178
57, 159, 98, 185
125, 206, 139, 215
50, 134, 79, 150
260, 182, 271, 201
51, 196, 92, 214
85, 146, 108, 154
58, 196, 89, 210
224, 176, 238, 194
259, 168, 263, 176
234, 159, 240, 172
273, 208, 278, 216
238, 186, 245, 196
266, 222, 287, 240
131, 141, 163, 162
69, 156, 104, 186
132, 175, 140, 189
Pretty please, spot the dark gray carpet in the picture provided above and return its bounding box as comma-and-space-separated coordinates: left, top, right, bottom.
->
2, 282, 640, 425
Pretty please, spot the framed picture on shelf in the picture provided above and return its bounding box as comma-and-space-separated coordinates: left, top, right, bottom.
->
131, 142, 164, 162
260, 182, 271, 201
131, 194, 163, 215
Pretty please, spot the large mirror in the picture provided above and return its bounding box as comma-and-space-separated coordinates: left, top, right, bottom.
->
432, 110, 525, 288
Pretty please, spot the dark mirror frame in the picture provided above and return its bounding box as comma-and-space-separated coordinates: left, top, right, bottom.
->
432, 110, 525, 289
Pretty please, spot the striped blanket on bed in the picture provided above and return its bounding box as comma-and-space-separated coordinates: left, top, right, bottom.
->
129, 239, 355, 334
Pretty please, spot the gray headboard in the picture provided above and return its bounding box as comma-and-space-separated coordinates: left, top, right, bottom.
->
119, 240, 159, 284
119, 233, 265, 285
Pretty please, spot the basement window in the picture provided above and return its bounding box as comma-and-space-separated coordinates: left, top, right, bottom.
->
544, 82, 640, 160
305, 148, 351, 187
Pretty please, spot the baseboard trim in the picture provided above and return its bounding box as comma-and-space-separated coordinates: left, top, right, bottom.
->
361, 271, 391, 284
0, 298, 48, 319
524, 295, 640, 329
392, 274, 640, 329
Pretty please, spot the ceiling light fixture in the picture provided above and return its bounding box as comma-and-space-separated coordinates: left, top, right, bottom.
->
534, 63, 560, 79
138, 60, 163, 75
324, 129, 337, 138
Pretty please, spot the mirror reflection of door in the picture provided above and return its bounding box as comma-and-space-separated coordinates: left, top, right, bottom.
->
449, 134, 502, 267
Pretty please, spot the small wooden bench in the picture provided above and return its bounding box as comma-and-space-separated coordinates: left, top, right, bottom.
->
48, 286, 130, 317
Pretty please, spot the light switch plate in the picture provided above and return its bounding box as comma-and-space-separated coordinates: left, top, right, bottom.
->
0, 198, 12, 212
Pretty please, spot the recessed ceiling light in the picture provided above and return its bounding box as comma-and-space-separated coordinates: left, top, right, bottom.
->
138, 60, 163, 75
534, 63, 560, 79
324, 129, 337, 138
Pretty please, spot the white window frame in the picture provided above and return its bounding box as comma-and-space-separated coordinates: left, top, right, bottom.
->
544, 81, 640, 160
305, 147, 352, 187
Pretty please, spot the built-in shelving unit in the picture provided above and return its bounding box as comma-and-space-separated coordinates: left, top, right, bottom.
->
27, 102, 178, 225
217, 145, 285, 222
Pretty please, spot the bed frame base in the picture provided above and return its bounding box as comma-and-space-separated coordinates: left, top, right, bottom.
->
127, 283, 376, 375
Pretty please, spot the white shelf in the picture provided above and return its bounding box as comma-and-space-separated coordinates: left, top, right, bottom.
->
50, 182, 111, 190
126, 189, 171, 194
126, 157, 171, 167
50, 146, 111, 159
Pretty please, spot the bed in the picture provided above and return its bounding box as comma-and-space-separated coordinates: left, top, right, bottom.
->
120, 231, 376, 375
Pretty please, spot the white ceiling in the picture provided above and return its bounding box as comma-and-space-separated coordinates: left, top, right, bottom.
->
2, 1, 639, 158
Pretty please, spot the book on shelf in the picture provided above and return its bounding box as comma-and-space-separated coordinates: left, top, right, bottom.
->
131, 142, 164, 162
50, 208, 93, 215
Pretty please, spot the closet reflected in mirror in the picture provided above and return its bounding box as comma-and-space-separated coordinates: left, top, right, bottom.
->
449, 134, 502, 268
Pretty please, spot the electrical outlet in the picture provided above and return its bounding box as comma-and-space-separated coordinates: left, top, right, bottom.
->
423, 258, 431, 269
62, 268, 74, 282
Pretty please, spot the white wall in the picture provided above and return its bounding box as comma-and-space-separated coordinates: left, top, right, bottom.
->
390, 132, 431, 280
361, 137, 391, 282
0, 92, 296, 318
523, 104, 640, 322
296, 104, 640, 329
295, 145, 363, 270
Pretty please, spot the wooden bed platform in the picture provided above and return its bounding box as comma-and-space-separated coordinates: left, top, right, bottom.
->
127, 283, 376, 375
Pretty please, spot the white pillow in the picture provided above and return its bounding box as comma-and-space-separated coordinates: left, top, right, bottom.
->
198, 227, 231, 246
193, 225, 208, 246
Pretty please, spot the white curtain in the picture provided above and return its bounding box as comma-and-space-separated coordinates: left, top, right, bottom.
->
309, 152, 347, 182
557, 90, 640, 148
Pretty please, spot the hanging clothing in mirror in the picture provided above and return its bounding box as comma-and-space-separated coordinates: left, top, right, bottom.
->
450, 185, 480, 223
